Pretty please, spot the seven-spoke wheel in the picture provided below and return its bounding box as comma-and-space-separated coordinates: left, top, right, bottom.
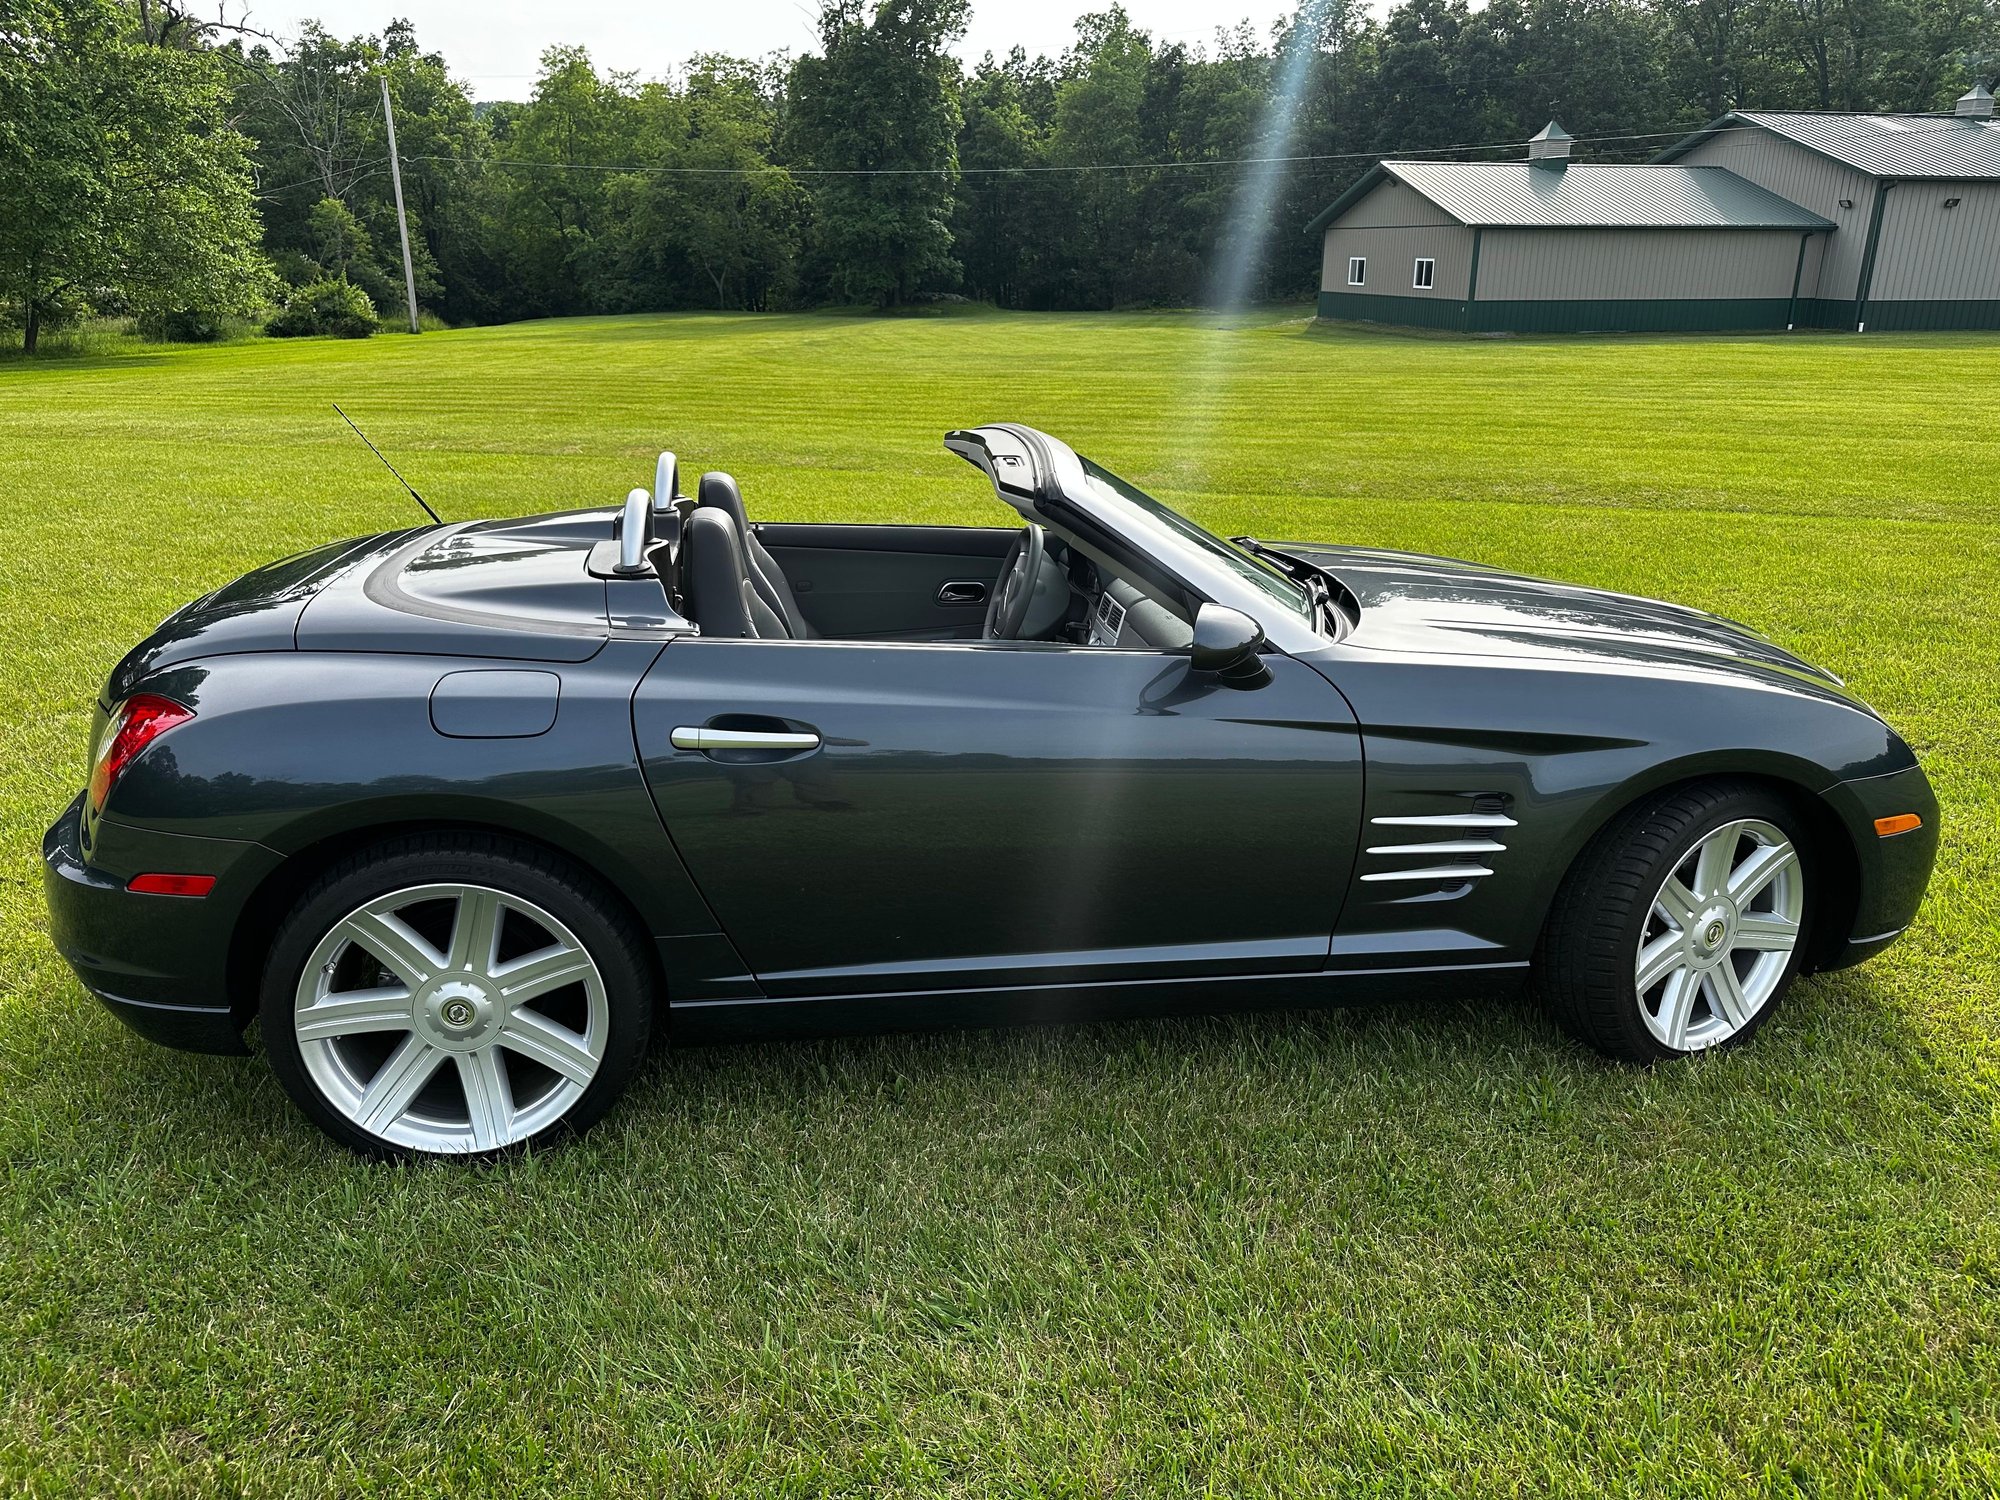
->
1538, 782, 1813, 1062
1634, 818, 1802, 1051
263, 836, 651, 1158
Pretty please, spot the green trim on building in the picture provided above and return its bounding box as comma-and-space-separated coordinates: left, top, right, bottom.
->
1317, 290, 2000, 334
1465, 228, 1485, 313
1852, 180, 1897, 329
1794, 297, 2000, 331
1797, 298, 1855, 329
1786, 233, 1810, 328
1843, 299, 2000, 331
1316, 291, 1471, 329
1317, 291, 1797, 333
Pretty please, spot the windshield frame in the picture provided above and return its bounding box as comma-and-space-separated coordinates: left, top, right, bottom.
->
945, 423, 1335, 655
1072, 457, 1314, 622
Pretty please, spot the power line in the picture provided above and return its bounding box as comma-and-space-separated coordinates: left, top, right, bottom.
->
277, 114, 1982, 195
400, 116, 1943, 180
254, 162, 387, 198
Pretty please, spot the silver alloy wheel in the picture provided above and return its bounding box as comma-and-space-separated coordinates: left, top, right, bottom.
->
293, 882, 609, 1153
1635, 818, 1803, 1052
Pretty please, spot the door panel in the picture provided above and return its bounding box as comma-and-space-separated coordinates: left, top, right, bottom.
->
634, 640, 1363, 997
757, 523, 1014, 639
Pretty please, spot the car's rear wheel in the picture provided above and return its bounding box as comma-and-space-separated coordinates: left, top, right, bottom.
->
1538, 782, 1811, 1062
261, 834, 653, 1159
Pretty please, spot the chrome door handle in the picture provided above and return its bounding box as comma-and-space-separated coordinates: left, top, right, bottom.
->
937, 579, 988, 606
671, 727, 822, 752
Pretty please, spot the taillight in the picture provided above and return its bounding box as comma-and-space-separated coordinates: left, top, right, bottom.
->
88, 694, 194, 813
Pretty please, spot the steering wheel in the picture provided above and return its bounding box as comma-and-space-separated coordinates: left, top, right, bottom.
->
984, 523, 1046, 641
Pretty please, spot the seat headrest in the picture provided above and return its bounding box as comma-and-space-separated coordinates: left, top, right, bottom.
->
698, 471, 750, 533
682, 506, 788, 640
682, 507, 754, 639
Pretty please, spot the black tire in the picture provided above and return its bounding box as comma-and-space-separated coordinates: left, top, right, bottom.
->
261, 832, 655, 1160
1536, 781, 1814, 1063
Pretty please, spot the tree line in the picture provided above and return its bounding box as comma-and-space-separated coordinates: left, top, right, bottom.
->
3, 0, 1995, 350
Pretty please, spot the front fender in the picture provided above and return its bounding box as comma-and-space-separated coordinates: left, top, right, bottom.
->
1315, 652, 1921, 963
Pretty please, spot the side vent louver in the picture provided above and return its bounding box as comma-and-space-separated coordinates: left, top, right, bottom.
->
1359, 796, 1515, 889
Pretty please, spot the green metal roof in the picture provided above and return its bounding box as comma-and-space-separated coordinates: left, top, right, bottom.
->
1655, 111, 2000, 179
1304, 161, 1835, 235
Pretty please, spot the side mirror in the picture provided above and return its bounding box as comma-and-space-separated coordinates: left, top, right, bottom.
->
1189, 603, 1268, 681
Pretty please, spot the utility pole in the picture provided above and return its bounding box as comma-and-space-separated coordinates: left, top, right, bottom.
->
379, 74, 421, 334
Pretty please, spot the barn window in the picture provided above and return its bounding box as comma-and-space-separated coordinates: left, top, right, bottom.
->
1348, 257, 1367, 286
1412, 258, 1436, 290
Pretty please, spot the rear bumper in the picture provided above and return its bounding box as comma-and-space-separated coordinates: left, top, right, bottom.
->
42, 792, 279, 1055
1820, 763, 1940, 971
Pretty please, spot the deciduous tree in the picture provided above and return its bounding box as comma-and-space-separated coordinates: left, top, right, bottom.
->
0, 0, 269, 351
786, 0, 970, 307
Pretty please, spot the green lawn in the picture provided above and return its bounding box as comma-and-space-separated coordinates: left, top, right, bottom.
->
3, 308, 1998, 1496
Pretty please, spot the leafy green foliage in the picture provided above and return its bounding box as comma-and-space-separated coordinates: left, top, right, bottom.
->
0, 0, 269, 352
786, 0, 970, 306
134, 307, 234, 343
265, 277, 377, 338
306, 196, 371, 281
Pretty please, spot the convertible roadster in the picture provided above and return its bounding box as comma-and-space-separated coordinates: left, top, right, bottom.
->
45, 424, 1937, 1157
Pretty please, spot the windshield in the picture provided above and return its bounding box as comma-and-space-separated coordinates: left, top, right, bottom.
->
1074, 458, 1312, 619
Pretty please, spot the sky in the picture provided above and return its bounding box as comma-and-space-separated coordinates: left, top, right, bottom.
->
240, 1, 1294, 100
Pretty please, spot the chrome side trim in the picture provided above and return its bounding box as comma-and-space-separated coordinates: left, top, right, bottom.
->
1358, 864, 1495, 883
671, 727, 822, 753
1365, 839, 1508, 856
1370, 812, 1518, 828
672, 958, 1533, 1008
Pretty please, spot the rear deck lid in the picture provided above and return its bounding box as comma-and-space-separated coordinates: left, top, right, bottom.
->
297, 511, 682, 661
105, 531, 415, 702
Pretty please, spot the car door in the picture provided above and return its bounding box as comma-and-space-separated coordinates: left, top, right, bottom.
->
633, 638, 1362, 998
755, 523, 1017, 640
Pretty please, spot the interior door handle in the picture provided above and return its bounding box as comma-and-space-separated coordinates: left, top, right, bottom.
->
671, 727, 822, 753
937, 579, 988, 606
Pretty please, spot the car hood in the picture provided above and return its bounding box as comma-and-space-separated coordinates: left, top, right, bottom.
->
1271, 541, 1862, 703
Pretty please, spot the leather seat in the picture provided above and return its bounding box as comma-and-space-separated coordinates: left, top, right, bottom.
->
681, 506, 791, 640
698, 472, 817, 638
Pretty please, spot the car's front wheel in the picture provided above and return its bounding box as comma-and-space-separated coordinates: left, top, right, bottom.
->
1538, 782, 1811, 1062
261, 834, 654, 1159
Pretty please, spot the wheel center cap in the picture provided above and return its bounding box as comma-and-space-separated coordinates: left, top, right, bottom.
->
1692, 903, 1735, 962
418, 977, 499, 1049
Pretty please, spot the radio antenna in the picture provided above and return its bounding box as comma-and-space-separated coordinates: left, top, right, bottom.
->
333, 403, 442, 525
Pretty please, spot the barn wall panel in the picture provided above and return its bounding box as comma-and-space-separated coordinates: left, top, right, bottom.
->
1475, 228, 1814, 302
1672, 132, 1876, 299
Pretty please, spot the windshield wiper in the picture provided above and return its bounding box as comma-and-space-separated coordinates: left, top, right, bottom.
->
1298, 571, 1341, 635
1233, 536, 1346, 637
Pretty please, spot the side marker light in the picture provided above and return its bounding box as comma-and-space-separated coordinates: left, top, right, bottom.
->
127, 873, 217, 897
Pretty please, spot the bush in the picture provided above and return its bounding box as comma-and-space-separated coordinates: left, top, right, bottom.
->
266, 280, 377, 339
137, 309, 229, 343
267, 248, 324, 288
349, 260, 398, 317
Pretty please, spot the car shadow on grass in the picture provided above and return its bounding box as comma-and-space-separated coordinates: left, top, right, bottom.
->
32, 962, 1937, 1194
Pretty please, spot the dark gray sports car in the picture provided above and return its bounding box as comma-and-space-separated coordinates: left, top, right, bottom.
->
44, 424, 1937, 1157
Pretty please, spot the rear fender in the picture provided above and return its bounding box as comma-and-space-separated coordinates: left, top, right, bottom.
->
98, 645, 723, 948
